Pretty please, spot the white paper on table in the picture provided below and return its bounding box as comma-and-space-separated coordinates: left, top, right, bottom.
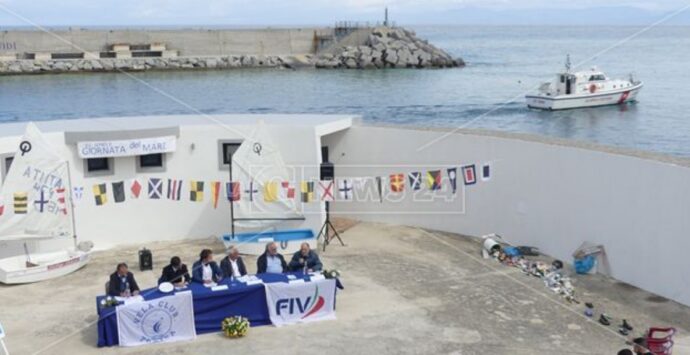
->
246, 279, 264, 286
288, 279, 305, 285
114, 295, 144, 305
203, 282, 218, 288
310, 274, 325, 281
287, 275, 297, 280
211, 285, 229, 292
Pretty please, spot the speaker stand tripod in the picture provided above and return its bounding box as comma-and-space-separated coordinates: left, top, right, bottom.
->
317, 201, 344, 252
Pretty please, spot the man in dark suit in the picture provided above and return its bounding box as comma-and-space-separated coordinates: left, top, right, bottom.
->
220, 246, 248, 278
289, 242, 323, 272
159, 256, 190, 286
192, 249, 223, 284
257, 242, 287, 274
108, 263, 140, 297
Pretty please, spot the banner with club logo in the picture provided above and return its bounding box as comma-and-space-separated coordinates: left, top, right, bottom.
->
264, 278, 336, 327
116, 291, 196, 347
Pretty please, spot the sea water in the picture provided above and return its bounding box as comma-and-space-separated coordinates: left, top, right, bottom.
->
1, 25, 689, 157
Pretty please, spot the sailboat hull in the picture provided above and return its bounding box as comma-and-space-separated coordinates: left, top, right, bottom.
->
222, 229, 316, 255
0, 249, 90, 284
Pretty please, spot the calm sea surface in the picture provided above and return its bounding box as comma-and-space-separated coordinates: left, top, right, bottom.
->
1, 26, 689, 157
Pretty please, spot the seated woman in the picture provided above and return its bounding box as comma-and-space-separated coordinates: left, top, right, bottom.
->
192, 249, 223, 284
159, 256, 190, 286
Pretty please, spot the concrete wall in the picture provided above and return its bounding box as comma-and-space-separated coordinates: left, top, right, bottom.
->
0, 115, 354, 258
323, 125, 690, 306
0, 28, 329, 56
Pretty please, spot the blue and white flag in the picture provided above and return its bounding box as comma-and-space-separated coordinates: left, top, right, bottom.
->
116, 291, 196, 347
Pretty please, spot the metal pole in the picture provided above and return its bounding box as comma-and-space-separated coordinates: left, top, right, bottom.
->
229, 159, 235, 240
65, 161, 78, 247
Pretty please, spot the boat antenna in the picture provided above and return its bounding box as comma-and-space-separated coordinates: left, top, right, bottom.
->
565, 54, 571, 73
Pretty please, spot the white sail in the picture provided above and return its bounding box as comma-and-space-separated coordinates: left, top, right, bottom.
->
0, 123, 73, 240
232, 120, 302, 227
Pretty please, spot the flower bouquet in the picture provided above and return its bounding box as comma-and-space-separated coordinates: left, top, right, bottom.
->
222, 316, 250, 338
322, 269, 341, 279
99, 296, 119, 308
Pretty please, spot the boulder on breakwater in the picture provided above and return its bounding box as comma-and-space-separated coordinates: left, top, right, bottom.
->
315, 27, 464, 69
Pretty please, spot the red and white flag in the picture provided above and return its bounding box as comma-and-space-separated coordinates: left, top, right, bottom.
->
318, 181, 335, 202
281, 181, 295, 200
55, 187, 67, 215
129, 179, 142, 199
462, 165, 476, 185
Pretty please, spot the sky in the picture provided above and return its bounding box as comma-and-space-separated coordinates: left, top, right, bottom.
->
0, 0, 689, 26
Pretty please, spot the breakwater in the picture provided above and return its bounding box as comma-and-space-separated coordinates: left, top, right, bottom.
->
316, 27, 462, 68
0, 26, 462, 74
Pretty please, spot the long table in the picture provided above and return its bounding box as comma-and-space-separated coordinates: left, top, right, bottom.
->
96, 272, 342, 347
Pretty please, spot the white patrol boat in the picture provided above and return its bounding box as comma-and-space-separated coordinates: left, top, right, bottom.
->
526, 55, 643, 110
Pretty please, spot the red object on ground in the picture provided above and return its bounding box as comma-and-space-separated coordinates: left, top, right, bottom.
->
646, 327, 676, 355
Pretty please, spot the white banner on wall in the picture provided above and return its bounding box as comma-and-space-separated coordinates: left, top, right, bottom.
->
77, 135, 176, 158
116, 291, 196, 347
264, 278, 336, 327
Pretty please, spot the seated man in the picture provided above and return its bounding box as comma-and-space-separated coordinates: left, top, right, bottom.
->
257, 242, 287, 274
289, 242, 323, 272
220, 246, 248, 278
192, 249, 223, 284
159, 256, 190, 286
108, 263, 140, 297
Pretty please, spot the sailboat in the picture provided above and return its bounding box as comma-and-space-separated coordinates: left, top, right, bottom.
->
0, 123, 92, 284
221, 120, 313, 255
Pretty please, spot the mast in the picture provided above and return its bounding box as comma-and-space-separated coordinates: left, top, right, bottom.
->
65, 160, 78, 247
565, 54, 572, 73
229, 158, 235, 240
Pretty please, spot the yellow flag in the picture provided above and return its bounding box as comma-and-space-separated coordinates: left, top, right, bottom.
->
263, 181, 279, 202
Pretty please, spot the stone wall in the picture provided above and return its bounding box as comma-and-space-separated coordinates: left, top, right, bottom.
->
0, 54, 313, 74
0, 27, 463, 74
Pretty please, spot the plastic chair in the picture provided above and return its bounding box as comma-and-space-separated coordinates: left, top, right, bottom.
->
646, 327, 676, 355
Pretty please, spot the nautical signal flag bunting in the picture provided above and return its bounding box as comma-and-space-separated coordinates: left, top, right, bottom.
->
13, 192, 28, 214
93, 184, 107, 206
427, 170, 442, 190
390, 173, 404, 193
301, 181, 314, 203
226, 182, 240, 202
190, 181, 204, 202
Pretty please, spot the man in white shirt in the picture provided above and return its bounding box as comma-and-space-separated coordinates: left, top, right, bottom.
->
192, 249, 223, 284
220, 246, 248, 278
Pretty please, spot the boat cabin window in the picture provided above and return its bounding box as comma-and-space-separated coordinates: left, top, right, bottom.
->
84, 157, 114, 177
588, 74, 606, 81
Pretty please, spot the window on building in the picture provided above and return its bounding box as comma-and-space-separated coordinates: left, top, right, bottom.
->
222, 143, 241, 165
139, 153, 163, 168
217, 140, 243, 170
87, 158, 110, 172
1, 156, 13, 182
4, 156, 13, 173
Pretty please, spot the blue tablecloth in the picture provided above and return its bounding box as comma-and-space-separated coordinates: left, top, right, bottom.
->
96, 273, 342, 347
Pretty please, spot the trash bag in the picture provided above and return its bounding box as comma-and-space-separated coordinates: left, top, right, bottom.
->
503, 246, 521, 257
574, 255, 596, 274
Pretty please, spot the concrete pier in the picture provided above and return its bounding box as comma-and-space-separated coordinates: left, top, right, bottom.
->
0, 26, 463, 74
